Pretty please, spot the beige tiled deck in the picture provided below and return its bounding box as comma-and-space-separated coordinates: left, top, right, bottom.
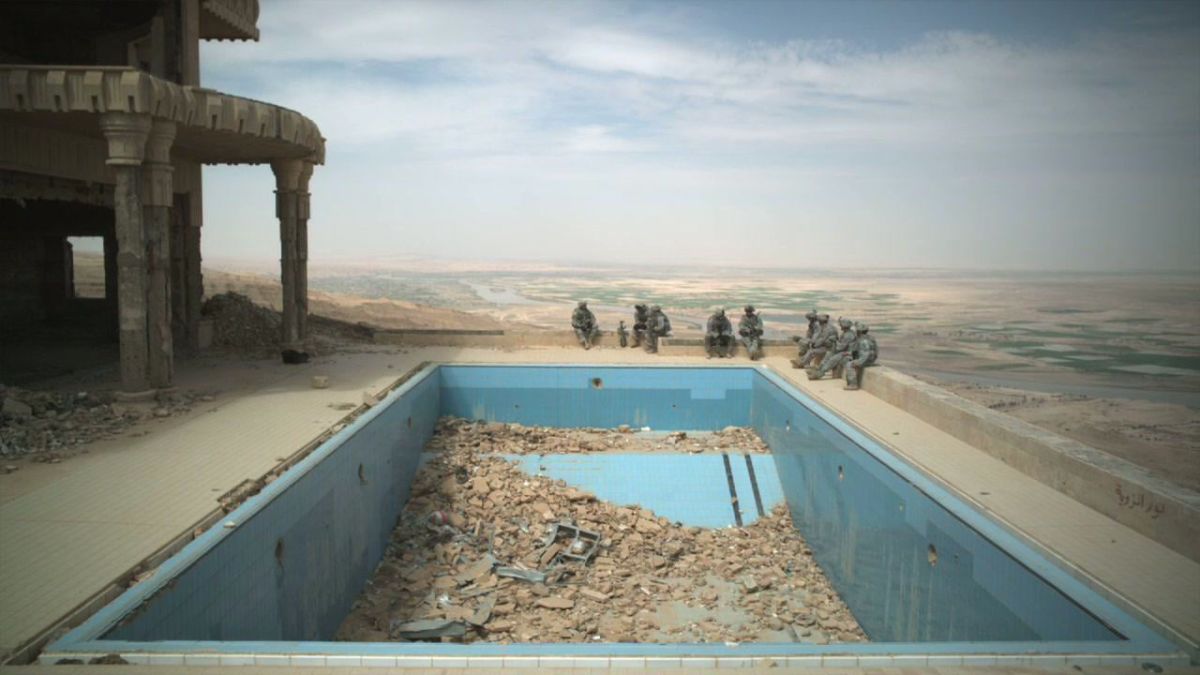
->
1, 346, 1197, 661
772, 364, 1200, 651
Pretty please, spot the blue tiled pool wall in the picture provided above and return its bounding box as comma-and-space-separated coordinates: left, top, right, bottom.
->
93, 365, 1145, 649
749, 375, 1120, 643
105, 371, 441, 642
439, 365, 754, 430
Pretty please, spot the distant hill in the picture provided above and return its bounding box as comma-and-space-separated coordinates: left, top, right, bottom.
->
71, 252, 513, 331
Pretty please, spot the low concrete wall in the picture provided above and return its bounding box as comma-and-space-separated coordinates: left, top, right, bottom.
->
374, 330, 796, 358
862, 367, 1200, 562
376, 329, 594, 348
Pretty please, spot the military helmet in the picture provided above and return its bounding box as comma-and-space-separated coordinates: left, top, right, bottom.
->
744, 305, 755, 313
651, 305, 661, 311
578, 301, 587, 308
635, 303, 646, 310
818, 313, 830, 322
838, 317, 853, 329
715, 307, 725, 315
805, 309, 818, 320
856, 322, 869, 334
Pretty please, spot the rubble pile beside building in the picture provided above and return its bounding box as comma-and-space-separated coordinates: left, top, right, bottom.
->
201, 292, 283, 357
337, 418, 866, 645
0, 386, 208, 460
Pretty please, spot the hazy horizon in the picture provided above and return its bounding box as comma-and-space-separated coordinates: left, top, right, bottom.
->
198, 0, 1200, 272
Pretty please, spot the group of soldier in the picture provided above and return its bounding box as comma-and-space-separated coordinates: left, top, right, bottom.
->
569, 302, 878, 390
571, 301, 672, 353
790, 311, 878, 390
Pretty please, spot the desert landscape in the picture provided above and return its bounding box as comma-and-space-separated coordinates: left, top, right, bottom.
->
192, 255, 1200, 492
19, 250, 1200, 494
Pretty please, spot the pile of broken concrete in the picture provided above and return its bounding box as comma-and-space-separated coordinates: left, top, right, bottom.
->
337, 419, 865, 645
201, 292, 283, 357
0, 385, 208, 463
429, 417, 771, 455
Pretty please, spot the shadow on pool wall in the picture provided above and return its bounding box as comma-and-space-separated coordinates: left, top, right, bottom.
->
750, 375, 1121, 643
104, 371, 441, 642
85, 364, 1166, 656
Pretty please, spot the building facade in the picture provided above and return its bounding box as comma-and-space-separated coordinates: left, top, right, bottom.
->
0, 0, 324, 393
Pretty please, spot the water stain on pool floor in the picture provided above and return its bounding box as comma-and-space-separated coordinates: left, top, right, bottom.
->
335, 418, 866, 645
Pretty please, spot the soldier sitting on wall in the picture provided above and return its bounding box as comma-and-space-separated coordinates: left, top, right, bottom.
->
704, 308, 735, 359
845, 323, 878, 391
796, 313, 837, 369
571, 301, 600, 350
790, 310, 820, 368
739, 305, 765, 360
807, 317, 857, 380
631, 304, 650, 348
645, 305, 672, 353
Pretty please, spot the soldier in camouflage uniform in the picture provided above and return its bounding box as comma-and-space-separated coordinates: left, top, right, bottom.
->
790, 310, 821, 367
797, 313, 837, 369
617, 320, 629, 348
807, 317, 856, 380
571, 301, 600, 350
631, 304, 649, 348
859, 321, 878, 365
739, 305, 765, 360
645, 305, 671, 353
845, 323, 878, 390
704, 308, 735, 358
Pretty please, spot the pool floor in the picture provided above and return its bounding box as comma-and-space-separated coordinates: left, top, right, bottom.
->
337, 423, 866, 646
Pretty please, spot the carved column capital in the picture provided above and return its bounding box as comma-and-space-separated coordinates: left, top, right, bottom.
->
99, 112, 152, 166
270, 158, 304, 192
144, 120, 177, 165
142, 121, 176, 207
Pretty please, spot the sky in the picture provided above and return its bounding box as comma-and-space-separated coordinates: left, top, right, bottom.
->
199, 0, 1200, 271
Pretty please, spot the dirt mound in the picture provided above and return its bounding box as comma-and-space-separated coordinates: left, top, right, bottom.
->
201, 292, 283, 356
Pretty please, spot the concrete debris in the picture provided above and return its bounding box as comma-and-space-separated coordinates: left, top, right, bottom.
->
202, 292, 375, 357
201, 292, 283, 356
535, 597, 575, 610
0, 385, 211, 459
428, 417, 770, 456
389, 618, 469, 640
496, 567, 547, 584
2, 397, 33, 419
336, 420, 866, 645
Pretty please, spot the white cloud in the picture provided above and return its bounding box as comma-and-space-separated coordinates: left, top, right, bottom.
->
198, 0, 1200, 270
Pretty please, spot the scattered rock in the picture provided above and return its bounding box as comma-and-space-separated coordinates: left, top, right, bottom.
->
0, 385, 208, 460
2, 397, 33, 419
335, 417, 865, 646
535, 597, 575, 610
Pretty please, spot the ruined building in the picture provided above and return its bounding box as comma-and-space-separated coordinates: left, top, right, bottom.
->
0, 0, 325, 392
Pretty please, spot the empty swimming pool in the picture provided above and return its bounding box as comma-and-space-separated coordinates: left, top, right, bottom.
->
44, 364, 1186, 668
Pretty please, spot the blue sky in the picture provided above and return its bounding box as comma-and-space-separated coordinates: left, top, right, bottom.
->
199, 0, 1200, 270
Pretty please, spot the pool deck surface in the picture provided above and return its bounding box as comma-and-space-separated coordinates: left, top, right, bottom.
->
1, 345, 1197, 664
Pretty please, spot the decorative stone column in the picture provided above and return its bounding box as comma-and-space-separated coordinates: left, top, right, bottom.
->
271, 158, 305, 362
99, 112, 152, 395
295, 161, 313, 342
103, 233, 119, 339
143, 120, 176, 389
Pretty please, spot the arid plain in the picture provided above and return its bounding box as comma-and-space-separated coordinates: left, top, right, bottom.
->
83, 254, 1200, 492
